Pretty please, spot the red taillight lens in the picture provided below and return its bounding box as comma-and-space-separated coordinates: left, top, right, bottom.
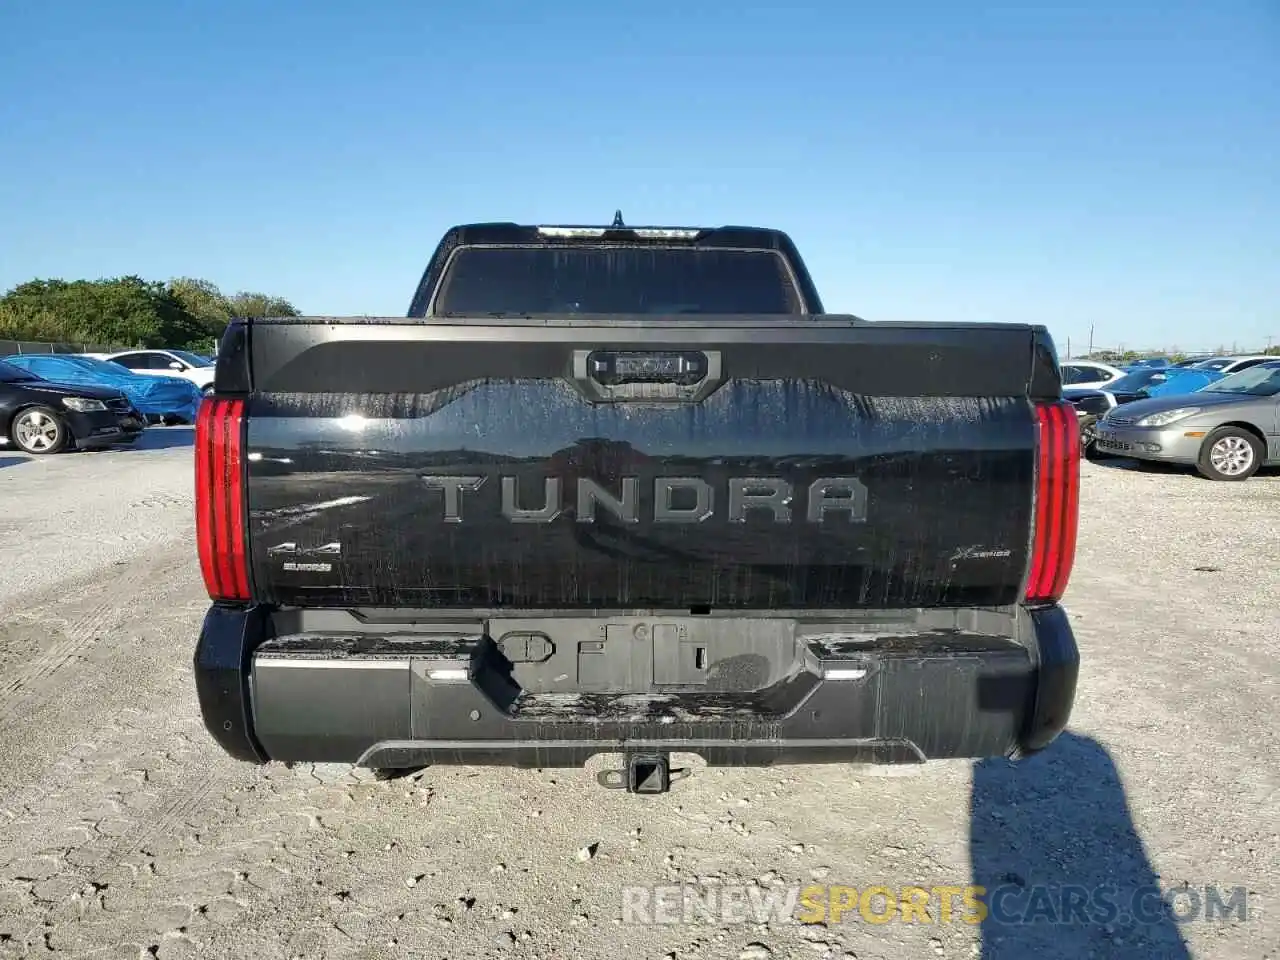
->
1025, 400, 1080, 605
195, 397, 249, 602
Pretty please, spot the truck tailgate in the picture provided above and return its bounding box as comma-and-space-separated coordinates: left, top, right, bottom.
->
236, 317, 1058, 610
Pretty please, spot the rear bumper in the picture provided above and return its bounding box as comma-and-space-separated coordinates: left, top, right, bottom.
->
194, 604, 1079, 768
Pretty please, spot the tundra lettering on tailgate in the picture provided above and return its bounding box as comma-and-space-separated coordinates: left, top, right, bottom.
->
420, 475, 869, 525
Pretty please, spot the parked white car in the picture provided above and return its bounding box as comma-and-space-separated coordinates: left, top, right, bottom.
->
1060, 361, 1126, 390
103, 349, 217, 392
1189, 355, 1276, 376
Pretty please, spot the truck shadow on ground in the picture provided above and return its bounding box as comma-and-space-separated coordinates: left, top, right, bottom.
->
0, 455, 29, 469
970, 731, 1191, 959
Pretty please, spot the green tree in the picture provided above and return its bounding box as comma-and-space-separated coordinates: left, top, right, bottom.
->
1, 277, 172, 346
169, 277, 232, 329
0, 300, 75, 341
226, 291, 300, 319
1, 275, 300, 350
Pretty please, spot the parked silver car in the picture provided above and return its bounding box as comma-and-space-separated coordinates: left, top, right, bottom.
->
1094, 361, 1280, 480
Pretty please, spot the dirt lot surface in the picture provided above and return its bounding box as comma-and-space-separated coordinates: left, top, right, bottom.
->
0, 434, 1276, 959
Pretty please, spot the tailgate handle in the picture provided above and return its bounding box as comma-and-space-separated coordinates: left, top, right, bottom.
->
570, 350, 724, 403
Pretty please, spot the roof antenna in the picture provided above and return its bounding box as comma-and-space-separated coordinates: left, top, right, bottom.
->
612, 209, 625, 228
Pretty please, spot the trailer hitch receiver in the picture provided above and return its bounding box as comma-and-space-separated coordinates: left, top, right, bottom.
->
598, 753, 677, 793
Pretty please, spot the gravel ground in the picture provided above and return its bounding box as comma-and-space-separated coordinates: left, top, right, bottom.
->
0, 434, 1276, 960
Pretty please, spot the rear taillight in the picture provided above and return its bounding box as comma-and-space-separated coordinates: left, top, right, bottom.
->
195, 397, 249, 602
1025, 400, 1080, 605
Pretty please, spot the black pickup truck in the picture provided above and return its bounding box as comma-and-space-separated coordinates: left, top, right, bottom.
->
194, 218, 1081, 792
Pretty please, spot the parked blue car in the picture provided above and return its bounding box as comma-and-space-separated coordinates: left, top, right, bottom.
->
1143, 367, 1226, 398
1, 354, 202, 424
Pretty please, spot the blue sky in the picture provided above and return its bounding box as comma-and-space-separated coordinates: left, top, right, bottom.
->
1, 0, 1276, 355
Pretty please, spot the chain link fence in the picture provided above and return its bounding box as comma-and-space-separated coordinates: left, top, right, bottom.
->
0, 340, 129, 357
